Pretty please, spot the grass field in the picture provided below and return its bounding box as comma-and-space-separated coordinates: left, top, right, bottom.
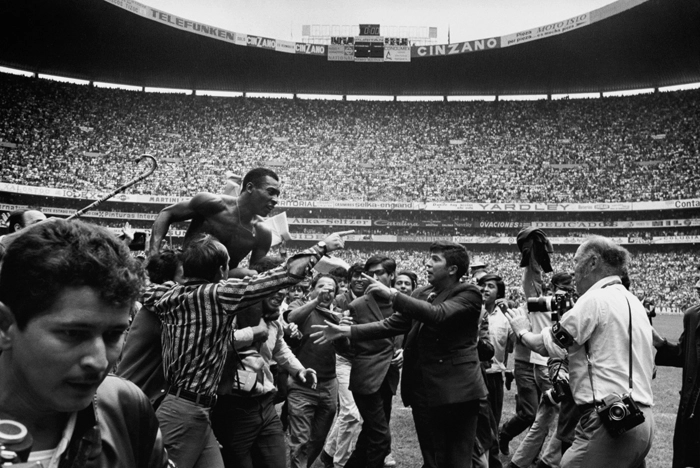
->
380, 313, 686, 468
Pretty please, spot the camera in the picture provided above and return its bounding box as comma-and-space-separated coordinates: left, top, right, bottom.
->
596, 393, 645, 437
0, 419, 33, 466
527, 292, 576, 321
542, 378, 571, 405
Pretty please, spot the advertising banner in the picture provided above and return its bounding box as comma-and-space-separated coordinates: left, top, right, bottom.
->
328, 44, 355, 61
501, 13, 589, 48
289, 218, 372, 227
411, 37, 500, 57
275, 40, 296, 54
247, 35, 276, 50
0, 183, 697, 212
425, 201, 641, 212
478, 221, 525, 229
295, 43, 327, 55
384, 46, 411, 62
651, 236, 700, 244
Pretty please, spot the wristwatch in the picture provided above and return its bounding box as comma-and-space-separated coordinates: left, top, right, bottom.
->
316, 241, 327, 255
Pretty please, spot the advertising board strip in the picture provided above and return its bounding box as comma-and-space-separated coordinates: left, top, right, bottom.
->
411, 38, 500, 57
501, 13, 590, 48
103, 0, 646, 61
1, 183, 699, 212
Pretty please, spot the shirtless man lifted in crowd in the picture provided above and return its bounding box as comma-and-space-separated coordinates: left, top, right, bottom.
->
149, 167, 279, 278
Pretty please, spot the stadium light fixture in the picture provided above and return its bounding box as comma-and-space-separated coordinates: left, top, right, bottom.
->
297, 94, 343, 100
38, 74, 89, 85
447, 95, 496, 102
603, 88, 654, 97
195, 90, 244, 97
500, 94, 548, 101
246, 92, 294, 99
0, 66, 34, 77
144, 86, 190, 94
552, 92, 600, 100
397, 96, 444, 102
659, 82, 700, 92
94, 82, 142, 91
346, 95, 394, 101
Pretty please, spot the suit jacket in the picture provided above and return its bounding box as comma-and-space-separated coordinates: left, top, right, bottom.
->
351, 281, 486, 407
344, 294, 401, 395
334, 289, 356, 312
655, 303, 700, 468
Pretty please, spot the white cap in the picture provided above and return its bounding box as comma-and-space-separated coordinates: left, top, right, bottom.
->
695, 279, 700, 289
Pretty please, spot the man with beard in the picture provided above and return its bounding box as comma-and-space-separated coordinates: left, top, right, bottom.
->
149, 167, 280, 278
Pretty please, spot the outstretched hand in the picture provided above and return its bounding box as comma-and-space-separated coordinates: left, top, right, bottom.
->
310, 320, 351, 345
362, 273, 393, 300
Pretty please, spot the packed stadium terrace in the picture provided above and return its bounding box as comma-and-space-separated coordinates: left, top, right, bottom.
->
1, 73, 699, 203
1, 72, 699, 309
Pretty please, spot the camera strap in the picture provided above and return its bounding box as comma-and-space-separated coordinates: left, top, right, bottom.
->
585, 287, 633, 405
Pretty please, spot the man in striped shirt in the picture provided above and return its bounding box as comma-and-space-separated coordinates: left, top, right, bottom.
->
142, 231, 349, 468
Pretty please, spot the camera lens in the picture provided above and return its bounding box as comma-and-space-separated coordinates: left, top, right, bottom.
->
609, 403, 629, 421
527, 297, 552, 313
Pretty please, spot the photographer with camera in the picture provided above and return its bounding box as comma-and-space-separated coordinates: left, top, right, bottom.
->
505, 236, 654, 468
507, 273, 577, 468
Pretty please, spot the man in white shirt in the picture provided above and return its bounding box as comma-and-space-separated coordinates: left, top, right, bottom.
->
506, 236, 654, 468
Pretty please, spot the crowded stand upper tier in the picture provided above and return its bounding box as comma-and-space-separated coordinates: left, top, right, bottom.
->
1, 73, 698, 203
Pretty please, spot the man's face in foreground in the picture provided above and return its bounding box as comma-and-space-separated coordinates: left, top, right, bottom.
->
2, 286, 130, 414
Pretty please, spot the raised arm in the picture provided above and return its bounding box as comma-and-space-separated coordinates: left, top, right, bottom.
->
393, 285, 482, 325
149, 193, 220, 256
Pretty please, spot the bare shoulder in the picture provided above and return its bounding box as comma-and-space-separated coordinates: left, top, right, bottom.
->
254, 216, 273, 235
189, 192, 228, 214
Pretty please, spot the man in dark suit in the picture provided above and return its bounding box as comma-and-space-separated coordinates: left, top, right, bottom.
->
314, 241, 486, 468
340, 256, 402, 468
651, 279, 700, 468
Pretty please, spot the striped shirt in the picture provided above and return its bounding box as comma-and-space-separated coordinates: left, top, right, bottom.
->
141, 249, 317, 397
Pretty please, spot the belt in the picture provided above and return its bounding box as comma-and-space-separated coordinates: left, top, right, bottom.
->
168, 386, 218, 407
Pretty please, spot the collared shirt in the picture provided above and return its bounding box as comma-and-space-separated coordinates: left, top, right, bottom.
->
142, 250, 316, 397
228, 320, 305, 396
484, 305, 513, 374
543, 275, 655, 406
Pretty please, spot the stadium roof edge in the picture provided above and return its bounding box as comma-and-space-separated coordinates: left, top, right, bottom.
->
1, 0, 698, 95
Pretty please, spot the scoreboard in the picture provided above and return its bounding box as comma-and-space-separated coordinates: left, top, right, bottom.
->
328, 25, 411, 62
354, 38, 384, 61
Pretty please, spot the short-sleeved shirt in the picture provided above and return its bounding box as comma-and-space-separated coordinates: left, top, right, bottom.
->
543, 275, 655, 406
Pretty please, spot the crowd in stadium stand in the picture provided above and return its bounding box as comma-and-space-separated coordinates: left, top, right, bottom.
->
1, 73, 699, 203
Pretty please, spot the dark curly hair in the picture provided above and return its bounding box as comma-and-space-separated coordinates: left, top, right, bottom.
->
0, 219, 144, 330
145, 250, 182, 284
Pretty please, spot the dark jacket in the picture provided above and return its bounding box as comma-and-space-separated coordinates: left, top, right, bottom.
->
334, 289, 357, 312
60, 375, 171, 468
344, 294, 401, 395
351, 282, 486, 407
655, 304, 700, 468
